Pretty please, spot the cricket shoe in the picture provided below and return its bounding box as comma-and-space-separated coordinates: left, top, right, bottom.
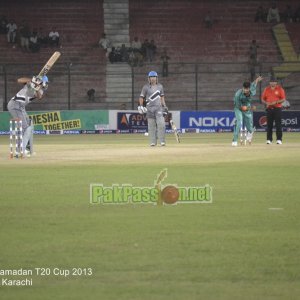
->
160, 142, 166, 147
266, 140, 272, 144
276, 140, 282, 145
232, 141, 238, 147
25, 149, 31, 157
14, 151, 30, 158
150, 143, 156, 147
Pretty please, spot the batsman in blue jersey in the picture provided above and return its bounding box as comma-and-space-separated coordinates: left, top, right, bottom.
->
232, 75, 263, 146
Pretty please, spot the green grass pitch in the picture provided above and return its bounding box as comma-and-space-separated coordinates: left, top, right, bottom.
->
0, 132, 300, 300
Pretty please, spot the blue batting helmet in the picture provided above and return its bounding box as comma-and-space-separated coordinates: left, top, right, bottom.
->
148, 71, 158, 77
42, 75, 48, 83
41, 75, 49, 89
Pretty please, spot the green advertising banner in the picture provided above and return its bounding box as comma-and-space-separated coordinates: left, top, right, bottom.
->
0, 110, 109, 131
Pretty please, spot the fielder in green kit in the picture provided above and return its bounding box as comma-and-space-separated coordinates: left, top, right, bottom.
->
232, 76, 263, 146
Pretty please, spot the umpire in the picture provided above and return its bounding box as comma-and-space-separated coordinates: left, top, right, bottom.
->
261, 76, 286, 144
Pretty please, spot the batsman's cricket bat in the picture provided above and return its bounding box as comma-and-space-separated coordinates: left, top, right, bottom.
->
38, 51, 61, 76
169, 119, 180, 143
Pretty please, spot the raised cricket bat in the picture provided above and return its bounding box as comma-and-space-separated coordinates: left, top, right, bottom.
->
38, 51, 61, 76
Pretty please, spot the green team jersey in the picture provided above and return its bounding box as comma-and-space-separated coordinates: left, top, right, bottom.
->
233, 82, 257, 109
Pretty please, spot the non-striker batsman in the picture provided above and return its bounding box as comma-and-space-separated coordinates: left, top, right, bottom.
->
138, 71, 168, 146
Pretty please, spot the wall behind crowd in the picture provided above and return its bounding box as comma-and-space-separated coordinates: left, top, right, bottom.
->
0, 0, 299, 111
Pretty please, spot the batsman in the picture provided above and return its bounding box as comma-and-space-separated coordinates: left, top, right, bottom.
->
7, 75, 49, 156
232, 76, 263, 146
138, 71, 168, 146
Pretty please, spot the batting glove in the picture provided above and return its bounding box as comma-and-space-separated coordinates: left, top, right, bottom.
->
138, 106, 147, 114
162, 106, 168, 116
30, 76, 42, 91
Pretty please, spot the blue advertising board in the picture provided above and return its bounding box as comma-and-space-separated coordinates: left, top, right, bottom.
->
180, 111, 235, 132
253, 110, 300, 132
118, 112, 148, 130
180, 110, 300, 132
117, 112, 171, 130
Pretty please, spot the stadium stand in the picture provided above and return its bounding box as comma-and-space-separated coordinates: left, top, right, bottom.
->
0, 0, 299, 110
0, 0, 106, 110
129, 0, 300, 110
129, 0, 280, 62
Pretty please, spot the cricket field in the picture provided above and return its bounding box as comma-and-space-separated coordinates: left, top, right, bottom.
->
0, 132, 299, 300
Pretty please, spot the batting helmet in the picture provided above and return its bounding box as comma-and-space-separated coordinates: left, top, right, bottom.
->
41, 75, 49, 89
148, 71, 158, 77
42, 75, 48, 83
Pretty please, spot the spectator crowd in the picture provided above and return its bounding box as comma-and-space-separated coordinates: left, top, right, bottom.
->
99, 34, 158, 67
0, 16, 60, 53
254, 3, 300, 23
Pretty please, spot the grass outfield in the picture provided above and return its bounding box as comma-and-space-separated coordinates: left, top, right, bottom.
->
0, 132, 300, 300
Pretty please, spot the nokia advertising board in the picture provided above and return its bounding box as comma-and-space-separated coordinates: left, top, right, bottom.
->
181, 111, 235, 132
